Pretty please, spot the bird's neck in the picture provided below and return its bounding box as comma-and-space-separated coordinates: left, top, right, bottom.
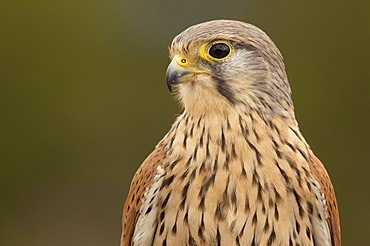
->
162, 108, 310, 171
179, 84, 296, 120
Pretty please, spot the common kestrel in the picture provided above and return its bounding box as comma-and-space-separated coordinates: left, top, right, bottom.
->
121, 20, 340, 246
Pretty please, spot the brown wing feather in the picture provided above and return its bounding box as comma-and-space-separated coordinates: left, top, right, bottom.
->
120, 142, 165, 246
309, 155, 341, 246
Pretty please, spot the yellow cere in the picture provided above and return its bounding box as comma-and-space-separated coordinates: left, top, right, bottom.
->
174, 55, 189, 67
199, 41, 233, 62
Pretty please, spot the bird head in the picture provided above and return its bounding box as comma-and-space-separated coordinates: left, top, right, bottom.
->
166, 20, 294, 118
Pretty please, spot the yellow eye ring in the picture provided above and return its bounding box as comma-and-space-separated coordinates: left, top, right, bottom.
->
199, 41, 232, 62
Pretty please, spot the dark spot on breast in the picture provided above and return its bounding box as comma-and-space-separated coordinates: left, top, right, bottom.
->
193, 147, 198, 161
161, 193, 171, 209
162, 175, 174, 188
307, 201, 313, 214
263, 217, 269, 232
306, 226, 312, 240
159, 223, 165, 235
221, 130, 226, 152
231, 186, 237, 206
267, 228, 276, 246
252, 212, 257, 225
145, 206, 152, 215
189, 235, 196, 246
246, 139, 262, 165
217, 227, 221, 246
184, 209, 189, 224
183, 132, 188, 148
171, 223, 177, 234
160, 211, 165, 221
274, 204, 279, 220
296, 220, 301, 233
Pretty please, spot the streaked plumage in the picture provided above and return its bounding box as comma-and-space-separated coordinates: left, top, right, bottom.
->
121, 20, 340, 246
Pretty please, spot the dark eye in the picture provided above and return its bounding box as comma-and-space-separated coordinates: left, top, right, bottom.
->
209, 43, 231, 59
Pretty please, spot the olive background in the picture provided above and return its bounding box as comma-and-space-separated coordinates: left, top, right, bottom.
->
1, 1, 369, 245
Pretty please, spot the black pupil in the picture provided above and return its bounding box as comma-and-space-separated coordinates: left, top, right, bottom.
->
209, 43, 230, 59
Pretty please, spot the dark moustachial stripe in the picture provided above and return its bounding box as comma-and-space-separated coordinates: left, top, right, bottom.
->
212, 75, 235, 104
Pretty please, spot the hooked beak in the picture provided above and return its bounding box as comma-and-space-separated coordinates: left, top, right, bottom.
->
165, 56, 205, 92
166, 58, 192, 92
165, 59, 187, 92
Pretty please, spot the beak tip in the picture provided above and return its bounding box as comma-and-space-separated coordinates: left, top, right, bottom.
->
166, 81, 172, 93
165, 72, 174, 93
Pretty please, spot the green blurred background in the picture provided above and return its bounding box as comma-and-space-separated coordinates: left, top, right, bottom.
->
1, 0, 369, 245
